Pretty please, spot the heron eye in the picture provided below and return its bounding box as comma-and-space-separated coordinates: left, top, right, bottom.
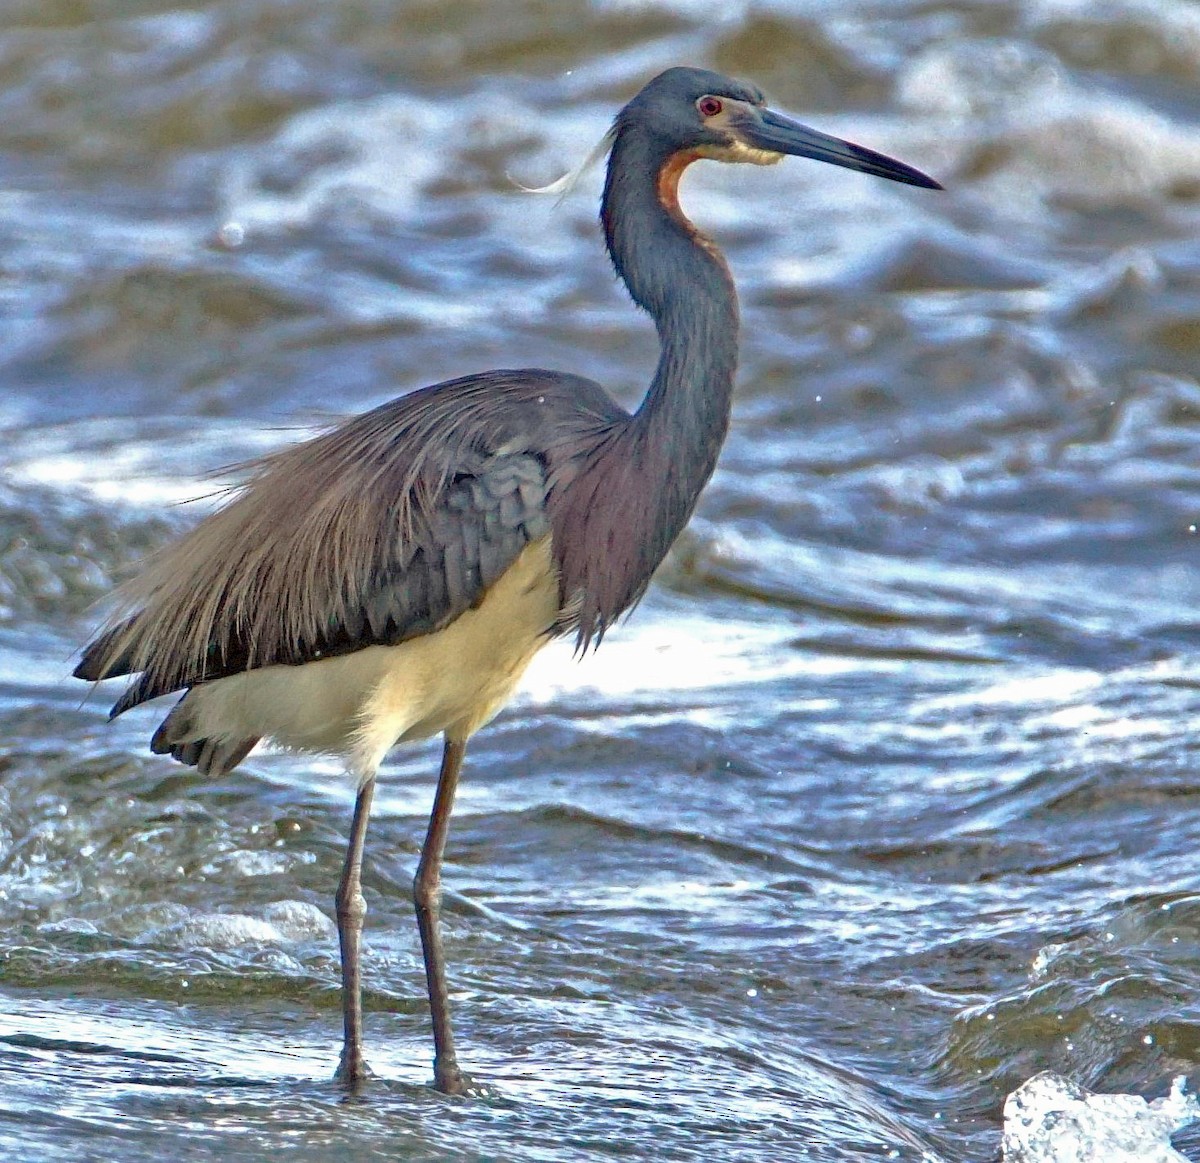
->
697, 96, 723, 118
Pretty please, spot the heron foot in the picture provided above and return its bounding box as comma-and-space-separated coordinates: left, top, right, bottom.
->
433, 1056, 475, 1097
334, 1050, 375, 1092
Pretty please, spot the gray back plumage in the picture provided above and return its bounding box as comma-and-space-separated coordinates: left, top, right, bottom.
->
78, 370, 628, 715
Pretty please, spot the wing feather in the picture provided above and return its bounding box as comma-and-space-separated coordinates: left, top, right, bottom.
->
76, 381, 566, 718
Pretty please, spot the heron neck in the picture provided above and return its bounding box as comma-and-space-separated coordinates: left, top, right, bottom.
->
602, 133, 740, 473
547, 135, 742, 649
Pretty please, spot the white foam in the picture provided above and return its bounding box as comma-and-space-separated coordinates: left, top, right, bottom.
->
1002, 1071, 1200, 1162
898, 37, 1200, 209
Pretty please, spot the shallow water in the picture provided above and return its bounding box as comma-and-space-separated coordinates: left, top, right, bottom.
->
2, 1, 1200, 1160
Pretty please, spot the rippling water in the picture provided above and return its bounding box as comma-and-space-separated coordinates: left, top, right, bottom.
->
2, 2, 1200, 1160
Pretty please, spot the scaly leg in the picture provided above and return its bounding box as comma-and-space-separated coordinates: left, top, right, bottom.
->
334, 775, 376, 1090
414, 736, 469, 1095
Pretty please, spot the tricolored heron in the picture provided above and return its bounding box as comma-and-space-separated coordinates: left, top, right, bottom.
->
76, 67, 940, 1095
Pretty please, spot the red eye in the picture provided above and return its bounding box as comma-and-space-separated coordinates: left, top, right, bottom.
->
698, 96, 723, 118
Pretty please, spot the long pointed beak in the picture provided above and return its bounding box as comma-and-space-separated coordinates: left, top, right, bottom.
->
740, 108, 942, 190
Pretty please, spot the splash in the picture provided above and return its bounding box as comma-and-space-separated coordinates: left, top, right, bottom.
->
1002, 1072, 1200, 1162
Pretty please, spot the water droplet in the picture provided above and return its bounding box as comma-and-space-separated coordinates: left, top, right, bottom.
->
217, 220, 245, 248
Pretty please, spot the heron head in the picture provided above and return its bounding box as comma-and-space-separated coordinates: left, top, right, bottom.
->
624, 66, 942, 190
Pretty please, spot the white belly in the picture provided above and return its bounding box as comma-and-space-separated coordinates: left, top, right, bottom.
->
176, 536, 559, 781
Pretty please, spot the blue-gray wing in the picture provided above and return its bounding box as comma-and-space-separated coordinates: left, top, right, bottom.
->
79, 445, 553, 717
346, 448, 551, 648
76, 367, 626, 718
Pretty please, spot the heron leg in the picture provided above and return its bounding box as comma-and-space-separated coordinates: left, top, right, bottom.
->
414, 736, 469, 1095
334, 775, 376, 1090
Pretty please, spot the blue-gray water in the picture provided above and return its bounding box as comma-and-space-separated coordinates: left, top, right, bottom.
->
2, 2, 1200, 1160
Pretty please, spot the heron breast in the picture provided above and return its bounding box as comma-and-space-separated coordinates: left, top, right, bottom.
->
351, 534, 560, 769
